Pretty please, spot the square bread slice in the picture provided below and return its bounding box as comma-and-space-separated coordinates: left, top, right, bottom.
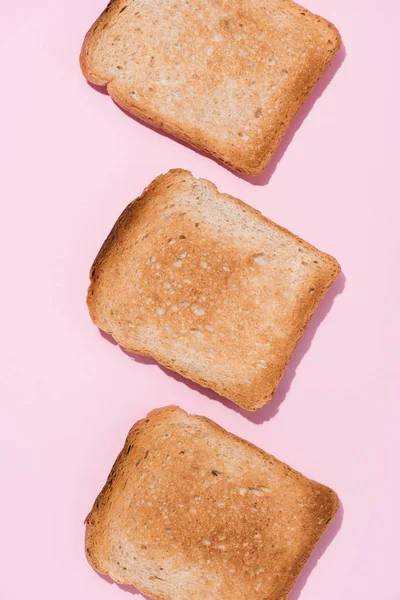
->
80, 0, 341, 175
88, 169, 340, 411
85, 406, 338, 600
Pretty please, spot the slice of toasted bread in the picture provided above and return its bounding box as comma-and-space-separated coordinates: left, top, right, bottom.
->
80, 0, 341, 175
86, 406, 338, 600
87, 169, 340, 411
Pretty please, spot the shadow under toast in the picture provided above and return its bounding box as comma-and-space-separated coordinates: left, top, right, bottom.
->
97, 573, 152, 598
237, 44, 346, 186
289, 500, 344, 600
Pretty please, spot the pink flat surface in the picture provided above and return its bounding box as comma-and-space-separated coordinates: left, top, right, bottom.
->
1, 0, 400, 598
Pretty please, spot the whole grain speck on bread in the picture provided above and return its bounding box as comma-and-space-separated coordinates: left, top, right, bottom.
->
85, 406, 339, 600
80, 0, 341, 174
87, 169, 340, 411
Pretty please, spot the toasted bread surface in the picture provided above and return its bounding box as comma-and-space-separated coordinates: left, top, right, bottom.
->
87, 169, 340, 410
80, 0, 341, 174
86, 406, 338, 600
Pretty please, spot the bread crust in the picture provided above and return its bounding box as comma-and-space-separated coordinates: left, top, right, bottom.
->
86, 406, 339, 600
80, 0, 341, 175
87, 169, 340, 411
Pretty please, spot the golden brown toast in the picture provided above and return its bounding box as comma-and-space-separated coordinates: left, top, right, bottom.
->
87, 169, 340, 410
80, 0, 341, 174
86, 406, 339, 600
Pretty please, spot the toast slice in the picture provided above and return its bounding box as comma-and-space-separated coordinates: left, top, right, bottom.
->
80, 0, 341, 175
87, 169, 340, 411
85, 406, 338, 600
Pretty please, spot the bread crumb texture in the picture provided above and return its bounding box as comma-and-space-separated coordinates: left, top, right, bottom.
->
87, 170, 340, 410
85, 406, 339, 600
80, 0, 341, 174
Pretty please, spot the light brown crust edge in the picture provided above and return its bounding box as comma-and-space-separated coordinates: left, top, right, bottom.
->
85, 406, 339, 600
79, 0, 127, 86
87, 169, 341, 411
79, 2, 342, 175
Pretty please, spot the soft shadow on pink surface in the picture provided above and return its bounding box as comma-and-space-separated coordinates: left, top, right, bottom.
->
289, 501, 343, 600
95, 503, 343, 599
219, 272, 346, 423
238, 44, 346, 186
87, 45, 346, 186
97, 573, 152, 598
100, 272, 345, 424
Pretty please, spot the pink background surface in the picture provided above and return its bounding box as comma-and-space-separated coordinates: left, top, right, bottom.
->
1, 0, 400, 598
